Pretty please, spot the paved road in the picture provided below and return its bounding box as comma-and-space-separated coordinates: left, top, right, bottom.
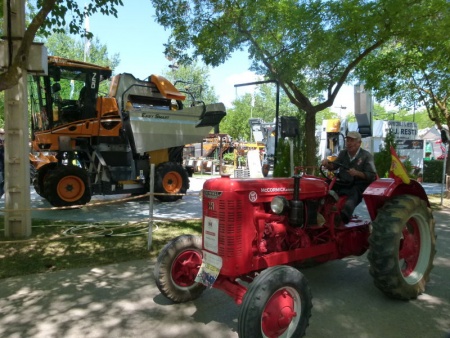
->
0, 177, 207, 223
0, 178, 449, 337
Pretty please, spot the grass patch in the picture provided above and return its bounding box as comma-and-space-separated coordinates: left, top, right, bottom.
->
0, 219, 201, 280
428, 194, 450, 209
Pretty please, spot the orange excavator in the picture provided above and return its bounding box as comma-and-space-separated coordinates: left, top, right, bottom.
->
29, 56, 226, 207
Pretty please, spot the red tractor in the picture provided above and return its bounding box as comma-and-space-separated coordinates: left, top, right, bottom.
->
154, 164, 436, 337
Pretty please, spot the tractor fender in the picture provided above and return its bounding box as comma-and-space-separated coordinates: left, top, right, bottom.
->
363, 178, 429, 221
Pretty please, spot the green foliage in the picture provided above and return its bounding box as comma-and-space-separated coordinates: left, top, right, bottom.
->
316, 109, 339, 126
374, 128, 396, 178
46, 32, 120, 70
273, 123, 305, 178
273, 138, 291, 177
220, 95, 253, 141
1, 0, 124, 92
150, 0, 448, 169
38, 1, 124, 39
356, 3, 450, 131
402, 158, 417, 179
222, 152, 235, 163
423, 160, 444, 183
2, 1, 124, 42
41, 32, 120, 99
162, 62, 218, 105
221, 82, 298, 141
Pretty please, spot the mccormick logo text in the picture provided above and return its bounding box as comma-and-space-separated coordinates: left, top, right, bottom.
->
260, 187, 294, 193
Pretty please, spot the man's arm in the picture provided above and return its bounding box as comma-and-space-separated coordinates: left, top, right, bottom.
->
356, 151, 377, 182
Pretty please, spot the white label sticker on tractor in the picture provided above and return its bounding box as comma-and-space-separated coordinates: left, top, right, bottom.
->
195, 251, 223, 288
204, 216, 219, 253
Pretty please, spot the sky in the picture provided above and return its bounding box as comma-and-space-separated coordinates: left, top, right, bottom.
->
82, 1, 355, 114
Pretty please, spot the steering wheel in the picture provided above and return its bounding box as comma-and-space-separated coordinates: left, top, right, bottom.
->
320, 161, 354, 186
320, 164, 332, 179
320, 160, 345, 178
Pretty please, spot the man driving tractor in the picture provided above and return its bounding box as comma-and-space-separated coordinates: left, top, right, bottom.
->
321, 131, 377, 224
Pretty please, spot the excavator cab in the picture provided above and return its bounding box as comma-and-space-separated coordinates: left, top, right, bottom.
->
29, 56, 112, 132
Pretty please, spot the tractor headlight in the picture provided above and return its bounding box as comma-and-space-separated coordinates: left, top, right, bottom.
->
271, 196, 289, 214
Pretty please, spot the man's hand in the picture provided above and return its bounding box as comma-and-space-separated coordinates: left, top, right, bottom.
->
321, 159, 331, 170
348, 168, 366, 179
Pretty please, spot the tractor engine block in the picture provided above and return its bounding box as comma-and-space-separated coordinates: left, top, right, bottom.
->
202, 175, 328, 277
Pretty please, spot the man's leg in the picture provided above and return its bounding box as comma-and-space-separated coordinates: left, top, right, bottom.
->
341, 188, 362, 224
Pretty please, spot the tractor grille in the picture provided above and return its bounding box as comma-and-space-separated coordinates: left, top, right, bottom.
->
205, 198, 244, 259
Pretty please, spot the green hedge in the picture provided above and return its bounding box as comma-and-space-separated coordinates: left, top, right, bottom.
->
423, 159, 444, 183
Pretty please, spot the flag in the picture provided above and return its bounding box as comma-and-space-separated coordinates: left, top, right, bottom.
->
389, 146, 410, 184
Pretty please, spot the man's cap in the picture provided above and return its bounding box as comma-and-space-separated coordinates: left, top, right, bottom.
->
346, 131, 361, 141
0, 128, 4, 134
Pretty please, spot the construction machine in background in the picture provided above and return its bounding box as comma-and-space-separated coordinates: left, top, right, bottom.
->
249, 118, 277, 176
29, 56, 226, 207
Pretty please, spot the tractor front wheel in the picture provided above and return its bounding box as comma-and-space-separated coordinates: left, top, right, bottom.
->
368, 195, 436, 300
154, 162, 189, 202
43, 165, 91, 207
238, 265, 312, 338
154, 234, 206, 303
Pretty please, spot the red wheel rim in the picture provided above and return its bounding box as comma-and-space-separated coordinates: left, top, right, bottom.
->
399, 219, 421, 277
171, 250, 202, 287
262, 288, 298, 337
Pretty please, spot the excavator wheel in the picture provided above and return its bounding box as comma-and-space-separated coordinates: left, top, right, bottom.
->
33, 162, 57, 198
30, 163, 37, 184
154, 162, 190, 202
43, 165, 91, 207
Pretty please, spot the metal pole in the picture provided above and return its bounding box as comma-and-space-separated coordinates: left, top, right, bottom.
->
275, 81, 280, 168
147, 164, 155, 250
289, 138, 294, 176
3, 0, 31, 238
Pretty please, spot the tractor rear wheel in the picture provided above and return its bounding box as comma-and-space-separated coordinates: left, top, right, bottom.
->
368, 195, 436, 300
154, 162, 189, 202
154, 234, 206, 303
33, 162, 57, 198
238, 265, 312, 338
43, 165, 91, 207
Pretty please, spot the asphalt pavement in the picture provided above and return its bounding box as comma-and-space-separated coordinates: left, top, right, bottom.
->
0, 176, 207, 223
0, 177, 449, 338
